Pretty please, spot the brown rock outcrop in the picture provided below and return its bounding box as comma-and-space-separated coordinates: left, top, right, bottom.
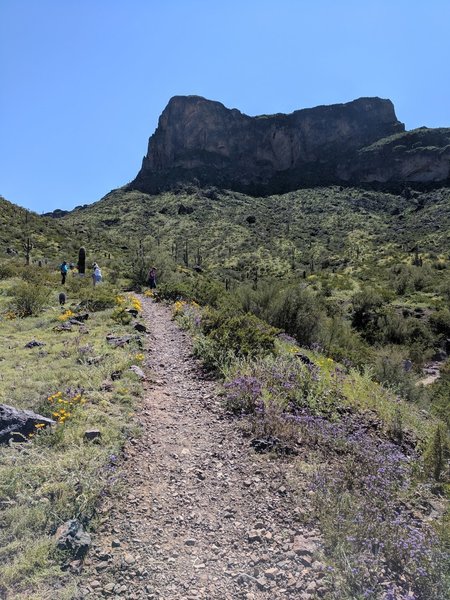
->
130, 95, 450, 194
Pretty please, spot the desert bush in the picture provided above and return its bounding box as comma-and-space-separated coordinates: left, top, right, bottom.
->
423, 423, 448, 481
430, 362, 450, 425
78, 284, 116, 312
430, 308, 450, 337
269, 285, 327, 347
389, 264, 434, 295
65, 273, 92, 295
204, 310, 278, 360
372, 347, 423, 403
159, 274, 226, 308
234, 281, 282, 320
374, 310, 433, 350
9, 282, 50, 317
0, 262, 15, 280
186, 305, 279, 372
321, 314, 372, 367
351, 287, 385, 333
192, 334, 235, 373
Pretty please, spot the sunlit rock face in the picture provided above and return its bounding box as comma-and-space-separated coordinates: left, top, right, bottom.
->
130, 95, 449, 194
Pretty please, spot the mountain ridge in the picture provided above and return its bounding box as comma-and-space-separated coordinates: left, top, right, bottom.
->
130, 95, 450, 195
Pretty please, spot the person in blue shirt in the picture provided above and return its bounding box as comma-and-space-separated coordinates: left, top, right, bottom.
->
60, 261, 69, 285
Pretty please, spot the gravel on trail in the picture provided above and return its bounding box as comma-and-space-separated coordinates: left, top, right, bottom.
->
77, 298, 326, 600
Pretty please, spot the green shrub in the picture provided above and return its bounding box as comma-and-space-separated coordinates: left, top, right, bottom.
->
351, 287, 384, 332
430, 309, 450, 337
372, 346, 423, 403
192, 335, 234, 373
9, 282, 49, 317
430, 362, 450, 425
423, 423, 448, 481
78, 284, 116, 312
208, 312, 278, 358
0, 262, 15, 280
270, 285, 327, 347
321, 315, 372, 367
192, 308, 279, 371
159, 274, 226, 307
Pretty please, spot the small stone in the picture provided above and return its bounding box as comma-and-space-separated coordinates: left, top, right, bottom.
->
248, 531, 262, 543
103, 582, 115, 593
185, 538, 196, 546
90, 580, 101, 589
112, 539, 121, 548
84, 429, 102, 442
292, 536, 317, 556
300, 555, 313, 567
124, 553, 135, 565
129, 365, 146, 379
256, 578, 267, 591
24, 340, 45, 348
264, 568, 278, 579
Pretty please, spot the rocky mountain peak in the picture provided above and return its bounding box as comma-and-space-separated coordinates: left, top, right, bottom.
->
130, 96, 449, 194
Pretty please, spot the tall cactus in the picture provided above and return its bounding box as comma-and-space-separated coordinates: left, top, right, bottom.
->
23, 236, 34, 266
78, 247, 86, 275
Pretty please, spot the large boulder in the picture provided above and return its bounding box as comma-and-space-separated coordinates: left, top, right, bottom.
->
0, 404, 55, 443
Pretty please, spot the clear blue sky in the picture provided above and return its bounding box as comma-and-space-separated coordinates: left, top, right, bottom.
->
1, 0, 449, 213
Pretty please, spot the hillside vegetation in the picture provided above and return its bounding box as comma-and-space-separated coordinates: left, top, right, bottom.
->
1, 184, 449, 598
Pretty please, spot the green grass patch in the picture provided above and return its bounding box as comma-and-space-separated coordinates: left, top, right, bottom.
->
0, 273, 145, 598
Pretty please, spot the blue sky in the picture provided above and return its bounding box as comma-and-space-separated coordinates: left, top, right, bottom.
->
1, 0, 449, 213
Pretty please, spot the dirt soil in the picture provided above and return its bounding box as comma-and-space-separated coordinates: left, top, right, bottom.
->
77, 298, 326, 600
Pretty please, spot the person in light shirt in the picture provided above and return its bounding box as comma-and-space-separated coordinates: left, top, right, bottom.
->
92, 263, 102, 287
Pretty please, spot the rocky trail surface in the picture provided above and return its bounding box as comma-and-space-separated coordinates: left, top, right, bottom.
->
78, 298, 326, 600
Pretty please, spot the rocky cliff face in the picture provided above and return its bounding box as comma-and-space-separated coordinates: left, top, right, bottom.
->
130, 96, 450, 194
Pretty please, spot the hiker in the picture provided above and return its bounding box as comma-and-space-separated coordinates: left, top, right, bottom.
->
92, 263, 102, 287
147, 266, 157, 289
60, 260, 69, 285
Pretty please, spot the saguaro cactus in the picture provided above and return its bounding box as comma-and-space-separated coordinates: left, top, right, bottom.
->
23, 237, 34, 265
78, 247, 86, 275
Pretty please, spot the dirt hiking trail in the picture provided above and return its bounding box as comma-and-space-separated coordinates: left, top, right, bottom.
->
78, 298, 325, 600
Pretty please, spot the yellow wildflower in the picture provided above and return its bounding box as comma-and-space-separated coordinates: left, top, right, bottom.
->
57, 309, 74, 322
